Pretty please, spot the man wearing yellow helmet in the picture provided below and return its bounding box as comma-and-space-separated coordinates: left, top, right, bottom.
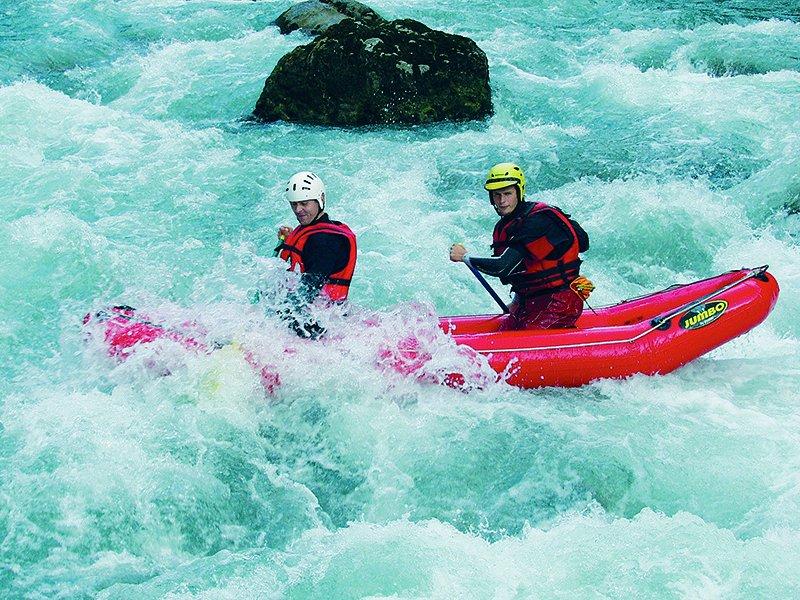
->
450, 162, 590, 330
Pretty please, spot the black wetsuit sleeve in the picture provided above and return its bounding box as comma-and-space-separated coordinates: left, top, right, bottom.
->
468, 247, 525, 279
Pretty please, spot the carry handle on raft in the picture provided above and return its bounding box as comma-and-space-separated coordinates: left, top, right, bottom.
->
463, 256, 510, 314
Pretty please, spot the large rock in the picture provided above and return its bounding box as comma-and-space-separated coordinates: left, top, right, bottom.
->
275, 0, 385, 36
253, 18, 493, 126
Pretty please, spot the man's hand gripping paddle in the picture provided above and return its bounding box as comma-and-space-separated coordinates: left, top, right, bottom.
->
463, 256, 510, 314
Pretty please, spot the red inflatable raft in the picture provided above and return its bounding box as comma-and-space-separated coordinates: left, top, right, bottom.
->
85, 266, 778, 391
439, 265, 779, 388
82, 307, 282, 393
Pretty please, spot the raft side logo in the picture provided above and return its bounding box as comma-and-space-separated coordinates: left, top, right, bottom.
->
680, 300, 728, 330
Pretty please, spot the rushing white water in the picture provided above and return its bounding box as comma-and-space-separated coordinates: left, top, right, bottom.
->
2, 1, 800, 597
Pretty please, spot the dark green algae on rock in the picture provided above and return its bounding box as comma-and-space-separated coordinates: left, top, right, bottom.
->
253, 18, 493, 126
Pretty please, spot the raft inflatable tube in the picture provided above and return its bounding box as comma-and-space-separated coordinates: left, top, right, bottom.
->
84, 266, 778, 392
439, 265, 779, 388
82, 306, 282, 393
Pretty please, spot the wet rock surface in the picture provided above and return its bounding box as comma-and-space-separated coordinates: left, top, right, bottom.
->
254, 17, 492, 126
274, 0, 385, 36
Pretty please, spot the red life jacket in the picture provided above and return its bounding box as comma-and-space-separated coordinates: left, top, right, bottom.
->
492, 202, 583, 296
278, 219, 357, 302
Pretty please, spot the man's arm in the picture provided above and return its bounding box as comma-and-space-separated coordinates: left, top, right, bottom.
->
450, 242, 525, 279
467, 247, 525, 278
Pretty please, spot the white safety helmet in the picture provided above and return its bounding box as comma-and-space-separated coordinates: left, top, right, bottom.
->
285, 171, 326, 211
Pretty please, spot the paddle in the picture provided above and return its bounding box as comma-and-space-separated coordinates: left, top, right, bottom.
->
463, 256, 510, 314
273, 227, 291, 257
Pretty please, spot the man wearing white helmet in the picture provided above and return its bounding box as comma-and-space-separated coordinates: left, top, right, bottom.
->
275, 171, 357, 337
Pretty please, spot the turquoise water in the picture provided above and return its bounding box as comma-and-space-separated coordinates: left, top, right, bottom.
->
2, 1, 800, 597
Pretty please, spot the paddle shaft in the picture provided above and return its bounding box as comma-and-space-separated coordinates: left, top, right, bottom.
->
273, 234, 286, 257
463, 256, 510, 314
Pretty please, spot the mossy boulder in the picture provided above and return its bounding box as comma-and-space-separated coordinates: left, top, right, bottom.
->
275, 0, 385, 36
253, 18, 493, 126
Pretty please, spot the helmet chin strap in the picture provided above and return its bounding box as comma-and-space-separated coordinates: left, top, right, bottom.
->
313, 196, 325, 220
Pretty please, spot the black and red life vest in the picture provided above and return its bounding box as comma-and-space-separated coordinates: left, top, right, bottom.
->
492, 202, 587, 296
278, 219, 357, 302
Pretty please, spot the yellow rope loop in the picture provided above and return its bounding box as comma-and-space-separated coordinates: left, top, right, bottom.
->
570, 276, 595, 300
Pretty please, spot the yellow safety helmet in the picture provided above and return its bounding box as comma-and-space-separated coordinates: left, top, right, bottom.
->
484, 162, 525, 201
